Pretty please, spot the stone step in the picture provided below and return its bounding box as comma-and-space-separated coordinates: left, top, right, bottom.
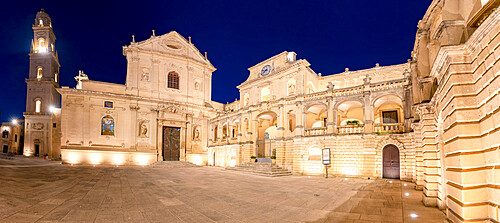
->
225, 162, 292, 177
153, 161, 200, 168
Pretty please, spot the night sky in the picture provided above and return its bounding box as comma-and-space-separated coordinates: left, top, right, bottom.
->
0, 0, 431, 123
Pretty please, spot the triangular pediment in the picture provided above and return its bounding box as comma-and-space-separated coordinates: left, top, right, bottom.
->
128, 31, 215, 71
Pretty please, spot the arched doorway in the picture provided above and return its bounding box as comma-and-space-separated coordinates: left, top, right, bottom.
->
382, 144, 400, 179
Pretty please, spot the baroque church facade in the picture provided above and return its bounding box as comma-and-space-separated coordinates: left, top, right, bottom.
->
23, 0, 500, 222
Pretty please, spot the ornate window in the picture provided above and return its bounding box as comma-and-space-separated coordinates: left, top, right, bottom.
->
2, 131, 8, 138
35, 100, 41, 113
104, 101, 113, 108
101, 115, 114, 136
38, 38, 47, 53
37, 67, 43, 80
261, 86, 271, 102
168, 71, 179, 89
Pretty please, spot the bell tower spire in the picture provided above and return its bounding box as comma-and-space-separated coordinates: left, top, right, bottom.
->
24, 9, 61, 158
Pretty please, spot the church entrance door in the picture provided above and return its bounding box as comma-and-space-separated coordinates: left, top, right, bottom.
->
163, 127, 180, 161
34, 144, 40, 157
382, 144, 400, 179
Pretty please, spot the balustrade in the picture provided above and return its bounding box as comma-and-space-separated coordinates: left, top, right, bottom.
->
304, 127, 327, 136
374, 123, 404, 133
337, 124, 365, 134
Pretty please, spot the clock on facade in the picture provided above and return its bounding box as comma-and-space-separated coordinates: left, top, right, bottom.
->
261, 65, 271, 76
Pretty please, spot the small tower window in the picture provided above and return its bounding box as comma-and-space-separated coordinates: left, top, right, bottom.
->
39, 19, 43, 26
2, 131, 8, 138
37, 67, 43, 80
35, 100, 41, 113
54, 72, 58, 82
168, 71, 179, 89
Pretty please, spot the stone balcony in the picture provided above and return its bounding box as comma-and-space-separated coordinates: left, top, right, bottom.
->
305, 127, 327, 136
374, 123, 404, 133
337, 124, 365, 134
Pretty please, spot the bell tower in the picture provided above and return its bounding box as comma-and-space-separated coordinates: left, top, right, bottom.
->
24, 9, 61, 158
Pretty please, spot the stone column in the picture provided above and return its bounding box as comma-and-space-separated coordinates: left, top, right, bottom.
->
417, 104, 440, 207
277, 105, 285, 139
363, 94, 374, 133
295, 101, 304, 136
326, 97, 334, 134
363, 75, 373, 133
152, 59, 160, 98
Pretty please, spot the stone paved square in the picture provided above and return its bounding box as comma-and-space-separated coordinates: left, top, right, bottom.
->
0, 158, 446, 222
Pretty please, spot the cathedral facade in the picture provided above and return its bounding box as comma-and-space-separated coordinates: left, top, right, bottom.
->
22, 0, 500, 222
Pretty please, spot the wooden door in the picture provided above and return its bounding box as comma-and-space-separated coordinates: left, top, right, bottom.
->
163, 127, 180, 161
383, 144, 400, 179
34, 144, 40, 157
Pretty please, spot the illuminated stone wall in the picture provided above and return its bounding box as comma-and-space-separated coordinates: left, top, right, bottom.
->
411, 0, 500, 221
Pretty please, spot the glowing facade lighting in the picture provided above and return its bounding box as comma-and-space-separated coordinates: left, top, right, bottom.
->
11, 119, 17, 125
410, 213, 418, 218
49, 106, 56, 113
405, 193, 410, 196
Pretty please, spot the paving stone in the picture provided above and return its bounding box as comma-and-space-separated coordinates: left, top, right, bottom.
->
0, 159, 446, 222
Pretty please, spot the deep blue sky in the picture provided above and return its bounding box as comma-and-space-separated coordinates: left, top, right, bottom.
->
0, 1, 431, 122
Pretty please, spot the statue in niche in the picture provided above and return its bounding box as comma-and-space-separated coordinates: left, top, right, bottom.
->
193, 127, 200, 141
288, 81, 296, 95
139, 121, 148, 137
141, 68, 149, 81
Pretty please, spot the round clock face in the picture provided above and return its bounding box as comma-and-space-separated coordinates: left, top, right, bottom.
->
261, 65, 271, 76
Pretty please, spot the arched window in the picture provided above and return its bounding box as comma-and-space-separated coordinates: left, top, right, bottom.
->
2, 131, 8, 138
35, 100, 41, 113
101, 115, 115, 136
168, 71, 179, 89
55, 72, 58, 82
39, 19, 43, 26
37, 67, 43, 80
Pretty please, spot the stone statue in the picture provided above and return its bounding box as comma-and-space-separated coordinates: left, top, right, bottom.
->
288, 81, 296, 95
193, 127, 200, 141
139, 122, 148, 137
327, 82, 335, 90
244, 97, 249, 106
141, 68, 149, 81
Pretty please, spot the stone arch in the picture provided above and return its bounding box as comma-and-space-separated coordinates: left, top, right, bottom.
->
334, 98, 365, 110
304, 103, 328, 128
375, 135, 405, 178
371, 93, 404, 106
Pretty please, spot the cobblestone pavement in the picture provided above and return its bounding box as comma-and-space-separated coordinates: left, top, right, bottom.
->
0, 158, 446, 222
